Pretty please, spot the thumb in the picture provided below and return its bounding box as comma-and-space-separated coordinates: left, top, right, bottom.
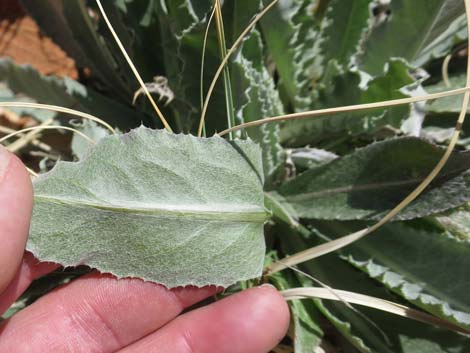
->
0, 146, 33, 294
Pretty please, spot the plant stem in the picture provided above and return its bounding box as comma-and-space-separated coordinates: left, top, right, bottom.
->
213, 0, 236, 139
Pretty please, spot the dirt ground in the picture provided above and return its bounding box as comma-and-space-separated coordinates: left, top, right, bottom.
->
0, 0, 77, 78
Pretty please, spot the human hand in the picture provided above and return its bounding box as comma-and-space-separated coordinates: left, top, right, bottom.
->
0, 146, 290, 353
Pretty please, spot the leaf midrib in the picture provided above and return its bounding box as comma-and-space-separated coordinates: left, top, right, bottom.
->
283, 167, 468, 202
35, 195, 268, 223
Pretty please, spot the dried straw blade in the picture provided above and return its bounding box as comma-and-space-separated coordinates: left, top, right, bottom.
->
0, 126, 95, 145
281, 287, 470, 335
218, 87, 470, 137
0, 102, 116, 134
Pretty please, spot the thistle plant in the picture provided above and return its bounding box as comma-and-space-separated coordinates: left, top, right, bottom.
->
1, 0, 470, 352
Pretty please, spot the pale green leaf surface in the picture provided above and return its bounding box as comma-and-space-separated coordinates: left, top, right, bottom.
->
433, 204, 470, 241
289, 147, 338, 172
71, 121, 111, 160
28, 127, 267, 288
426, 74, 470, 114
277, 137, 470, 220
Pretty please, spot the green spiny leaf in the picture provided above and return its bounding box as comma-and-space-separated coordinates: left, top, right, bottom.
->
22, 0, 166, 103
277, 137, 470, 221
231, 29, 285, 187
278, 224, 470, 353
309, 220, 470, 330
320, 0, 374, 67
260, 0, 322, 110
279, 60, 415, 147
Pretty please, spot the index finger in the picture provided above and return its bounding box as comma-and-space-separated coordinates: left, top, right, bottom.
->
0, 146, 33, 294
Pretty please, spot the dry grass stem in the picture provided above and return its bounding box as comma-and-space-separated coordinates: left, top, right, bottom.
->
95, 0, 172, 132
218, 87, 470, 137
6, 118, 54, 153
0, 102, 116, 134
282, 287, 470, 335
0, 126, 95, 145
0, 124, 52, 152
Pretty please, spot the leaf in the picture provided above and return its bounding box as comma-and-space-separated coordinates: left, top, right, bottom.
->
277, 136, 470, 221
70, 120, 111, 160
278, 224, 470, 353
265, 191, 299, 229
231, 29, 285, 187
289, 147, 338, 172
260, 0, 322, 110
320, 0, 374, 68
279, 60, 415, 147
28, 127, 267, 288
270, 268, 324, 353
359, 0, 466, 74
0, 58, 147, 128
309, 220, 470, 330
433, 204, 470, 241
260, 0, 373, 111
156, 0, 232, 133
426, 74, 470, 114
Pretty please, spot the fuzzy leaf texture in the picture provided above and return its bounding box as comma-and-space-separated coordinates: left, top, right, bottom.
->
28, 127, 267, 288
277, 137, 470, 220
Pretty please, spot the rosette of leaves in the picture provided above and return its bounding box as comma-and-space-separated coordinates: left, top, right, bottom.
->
1, 0, 469, 351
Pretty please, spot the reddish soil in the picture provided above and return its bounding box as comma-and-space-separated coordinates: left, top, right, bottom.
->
0, 0, 77, 78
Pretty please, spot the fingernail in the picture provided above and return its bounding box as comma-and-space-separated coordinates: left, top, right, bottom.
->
0, 145, 12, 184
260, 283, 276, 289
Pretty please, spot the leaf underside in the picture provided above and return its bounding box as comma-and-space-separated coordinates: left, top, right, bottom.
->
28, 127, 267, 288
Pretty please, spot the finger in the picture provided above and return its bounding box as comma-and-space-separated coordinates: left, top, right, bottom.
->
0, 146, 33, 294
0, 272, 218, 352
118, 285, 290, 353
0, 252, 58, 314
